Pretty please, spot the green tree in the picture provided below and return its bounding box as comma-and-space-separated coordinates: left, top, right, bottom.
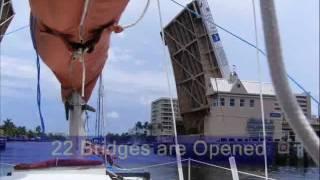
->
35, 126, 41, 136
27, 130, 35, 138
16, 126, 27, 136
2, 119, 16, 136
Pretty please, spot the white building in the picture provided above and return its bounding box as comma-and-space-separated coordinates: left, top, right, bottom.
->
204, 76, 311, 140
150, 98, 182, 136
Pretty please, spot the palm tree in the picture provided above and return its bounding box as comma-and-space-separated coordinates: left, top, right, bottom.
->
135, 121, 143, 129
2, 119, 16, 136
143, 122, 149, 129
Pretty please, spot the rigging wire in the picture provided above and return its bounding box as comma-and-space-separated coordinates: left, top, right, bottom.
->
167, 0, 319, 106
156, 0, 184, 180
95, 74, 104, 138
0, 44, 1, 127
251, 0, 268, 178
122, 0, 150, 29
0, 0, 2, 126
100, 76, 105, 137
0, 33, 2, 127
0, 25, 29, 37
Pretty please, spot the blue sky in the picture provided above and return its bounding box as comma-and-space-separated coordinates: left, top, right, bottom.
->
0, 0, 319, 134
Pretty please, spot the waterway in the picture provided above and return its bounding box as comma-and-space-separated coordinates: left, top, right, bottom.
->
0, 142, 319, 180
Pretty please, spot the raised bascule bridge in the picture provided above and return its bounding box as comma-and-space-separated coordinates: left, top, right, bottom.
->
0, 0, 14, 42
163, 0, 231, 135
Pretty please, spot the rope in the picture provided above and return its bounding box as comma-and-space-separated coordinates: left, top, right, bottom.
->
122, 0, 150, 29
79, 0, 90, 42
167, 0, 319, 106
30, 16, 46, 134
190, 159, 276, 180
156, 1, 184, 180
259, 0, 319, 165
78, 0, 90, 97
81, 53, 86, 97
251, 0, 268, 178
36, 48, 45, 134
114, 158, 275, 180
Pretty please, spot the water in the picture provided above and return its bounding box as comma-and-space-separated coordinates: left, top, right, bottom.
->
0, 142, 319, 180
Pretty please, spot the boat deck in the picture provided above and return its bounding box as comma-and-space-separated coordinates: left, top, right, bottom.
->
2, 166, 144, 180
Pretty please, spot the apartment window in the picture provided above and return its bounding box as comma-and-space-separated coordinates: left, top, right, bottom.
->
240, 99, 245, 107
220, 98, 225, 106
230, 98, 235, 107
250, 99, 255, 107
298, 100, 307, 103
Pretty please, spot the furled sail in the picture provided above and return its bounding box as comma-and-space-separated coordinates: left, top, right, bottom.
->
29, 0, 129, 102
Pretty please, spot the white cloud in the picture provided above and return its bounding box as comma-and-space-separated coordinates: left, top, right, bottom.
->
106, 111, 120, 119
1, 56, 35, 79
108, 47, 146, 66
103, 45, 176, 98
1, 55, 60, 99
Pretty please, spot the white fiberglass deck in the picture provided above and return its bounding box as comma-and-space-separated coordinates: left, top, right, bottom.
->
2, 166, 143, 180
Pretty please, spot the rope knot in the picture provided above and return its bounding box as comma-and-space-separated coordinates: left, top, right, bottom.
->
112, 24, 124, 33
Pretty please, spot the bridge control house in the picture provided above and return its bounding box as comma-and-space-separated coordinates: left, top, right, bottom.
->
206, 74, 311, 140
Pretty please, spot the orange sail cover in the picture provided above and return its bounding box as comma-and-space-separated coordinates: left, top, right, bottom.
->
29, 0, 129, 102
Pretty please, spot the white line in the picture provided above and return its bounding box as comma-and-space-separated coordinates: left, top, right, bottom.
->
251, 0, 269, 179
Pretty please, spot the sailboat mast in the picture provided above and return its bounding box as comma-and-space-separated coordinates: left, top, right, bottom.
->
69, 93, 86, 137
69, 92, 86, 155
